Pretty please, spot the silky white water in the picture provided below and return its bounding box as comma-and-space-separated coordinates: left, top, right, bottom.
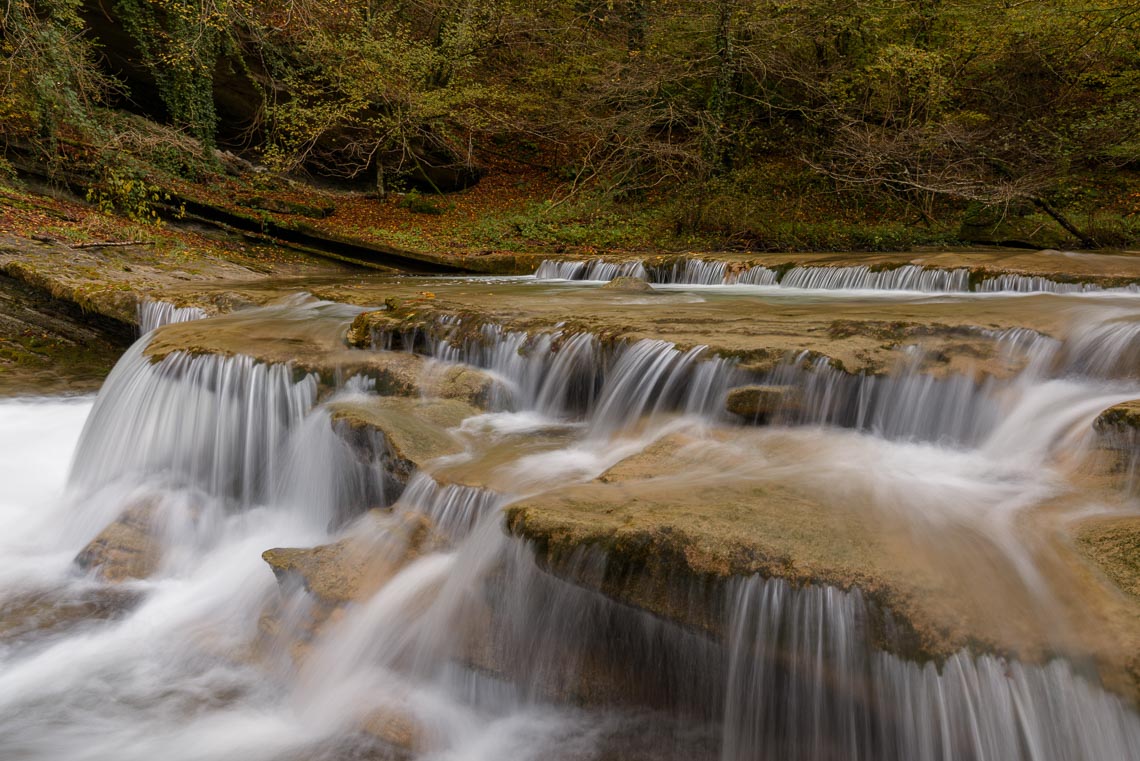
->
2, 290, 1140, 760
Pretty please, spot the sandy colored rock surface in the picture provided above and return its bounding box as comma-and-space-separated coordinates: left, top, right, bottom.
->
262, 512, 438, 605
328, 397, 476, 472
74, 503, 164, 582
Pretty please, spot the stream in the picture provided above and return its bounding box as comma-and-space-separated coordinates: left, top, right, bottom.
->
1, 272, 1139, 760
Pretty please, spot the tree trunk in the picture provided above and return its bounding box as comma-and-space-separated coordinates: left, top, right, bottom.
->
1031, 197, 1098, 248
704, 0, 737, 171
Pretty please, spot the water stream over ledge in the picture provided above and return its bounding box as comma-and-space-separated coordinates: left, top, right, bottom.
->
2, 280, 1140, 760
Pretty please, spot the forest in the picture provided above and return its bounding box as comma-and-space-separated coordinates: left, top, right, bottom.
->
2, 0, 1139, 251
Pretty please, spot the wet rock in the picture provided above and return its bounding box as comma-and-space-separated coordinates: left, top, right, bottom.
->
0, 586, 140, 642
1095, 400, 1140, 433
360, 706, 426, 756
601, 277, 654, 293
725, 385, 799, 422
329, 397, 476, 486
1088, 400, 1140, 493
345, 298, 441, 351
74, 503, 163, 582
262, 512, 438, 605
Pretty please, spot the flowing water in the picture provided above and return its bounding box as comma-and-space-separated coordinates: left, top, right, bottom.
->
2, 278, 1140, 760
537, 257, 1140, 295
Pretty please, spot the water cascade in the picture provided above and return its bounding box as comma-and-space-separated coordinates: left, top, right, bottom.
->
137, 298, 209, 334
534, 259, 648, 281
70, 345, 319, 506
978, 274, 1140, 294
723, 576, 1140, 761
3, 282, 1140, 761
535, 258, 1140, 294
779, 264, 970, 292
410, 316, 740, 424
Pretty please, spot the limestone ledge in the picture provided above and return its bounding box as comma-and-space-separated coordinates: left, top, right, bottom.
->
505, 431, 1140, 703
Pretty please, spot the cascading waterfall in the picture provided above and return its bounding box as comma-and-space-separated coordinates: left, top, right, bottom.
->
978, 274, 1140, 294
762, 351, 1002, 446
534, 258, 1140, 294
395, 473, 506, 539
779, 264, 970, 292
70, 344, 319, 506
649, 258, 729, 285
729, 265, 779, 285
534, 259, 648, 281
416, 316, 739, 426
137, 298, 209, 334
1054, 314, 1140, 379
5, 283, 1140, 761
722, 575, 1140, 761
754, 310, 1140, 447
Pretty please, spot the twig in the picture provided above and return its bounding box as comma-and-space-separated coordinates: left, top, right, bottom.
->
70, 240, 155, 249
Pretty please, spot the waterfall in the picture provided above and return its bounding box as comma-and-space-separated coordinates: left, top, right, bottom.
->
533, 259, 1140, 294
762, 352, 1001, 446
395, 473, 506, 540
418, 317, 738, 425
728, 266, 780, 285
427, 321, 605, 415
534, 259, 647, 281
6, 285, 1140, 760
779, 265, 970, 292
137, 298, 208, 334
978, 274, 1140, 294
650, 258, 729, 285
587, 341, 736, 436
722, 575, 1140, 761
70, 344, 318, 506
1055, 314, 1140, 379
